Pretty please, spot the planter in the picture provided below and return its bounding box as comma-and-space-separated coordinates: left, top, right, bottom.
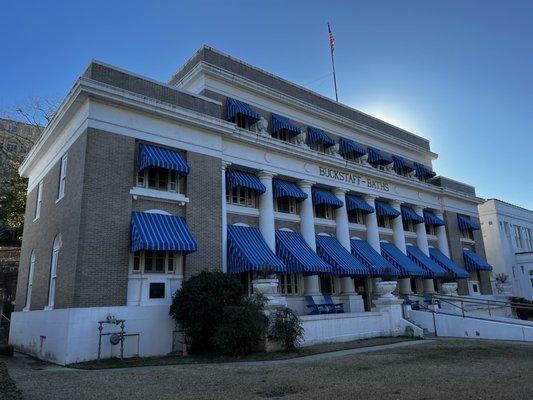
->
376, 281, 398, 299
441, 282, 459, 297
252, 278, 279, 296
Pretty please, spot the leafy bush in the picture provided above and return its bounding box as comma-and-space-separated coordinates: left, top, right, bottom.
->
169, 271, 244, 352
213, 296, 268, 356
268, 307, 304, 351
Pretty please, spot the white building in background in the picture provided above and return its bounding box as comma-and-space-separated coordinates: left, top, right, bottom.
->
478, 199, 533, 300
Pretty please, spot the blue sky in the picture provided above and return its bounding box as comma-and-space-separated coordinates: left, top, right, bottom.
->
1, 1, 532, 209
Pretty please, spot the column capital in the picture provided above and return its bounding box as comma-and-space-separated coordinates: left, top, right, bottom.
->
297, 180, 315, 189
433, 210, 444, 219
257, 170, 276, 180
363, 194, 377, 203
221, 160, 232, 171
413, 205, 424, 214
390, 200, 402, 209
333, 187, 347, 196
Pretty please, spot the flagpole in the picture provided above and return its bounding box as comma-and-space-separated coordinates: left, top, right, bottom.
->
328, 22, 339, 102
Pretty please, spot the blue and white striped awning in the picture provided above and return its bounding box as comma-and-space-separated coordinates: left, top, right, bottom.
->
457, 215, 480, 231
401, 206, 425, 224
350, 239, 399, 277
275, 230, 333, 275
392, 155, 415, 173
272, 179, 307, 202
227, 98, 261, 124
367, 147, 393, 166
338, 137, 366, 159
312, 188, 343, 209
226, 169, 266, 193
380, 242, 430, 278
227, 225, 285, 274
463, 249, 492, 271
375, 201, 401, 218
429, 247, 470, 278
316, 235, 370, 276
414, 162, 436, 180
307, 127, 335, 148
345, 195, 374, 214
271, 114, 301, 137
406, 245, 448, 277
424, 211, 445, 227
131, 212, 197, 253
138, 143, 190, 174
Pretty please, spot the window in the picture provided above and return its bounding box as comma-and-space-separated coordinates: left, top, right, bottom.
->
320, 276, 336, 295
6, 142, 17, 152
315, 204, 333, 219
149, 283, 165, 299
308, 141, 327, 154
275, 197, 298, 214
46, 235, 61, 309
514, 226, 523, 248
272, 130, 294, 143
57, 154, 67, 200
34, 181, 43, 220
137, 167, 185, 194
278, 274, 300, 295
377, 215, 391, 229
226, 186, 258, 208
425, 224, 437, 236
24, 251, 36, 311
234, 114, 249, 129
348, 210, 364, 224
403, 220, 415, 232
131, 251, 182, 274
460, 227, 474, 240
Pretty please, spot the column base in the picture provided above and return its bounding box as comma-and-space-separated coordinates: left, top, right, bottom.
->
422, 279, 436, 294
398, 278, 412, 295
338, 293, 365, 313
303, 275, 321, 296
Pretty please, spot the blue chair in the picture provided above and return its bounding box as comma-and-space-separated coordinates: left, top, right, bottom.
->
305, 296, 329, 315
324, 295, 344, 313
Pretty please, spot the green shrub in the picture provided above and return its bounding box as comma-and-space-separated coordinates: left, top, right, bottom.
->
169, 271, 244, 352
268, 307, 304, 351
213, 296, 268, 356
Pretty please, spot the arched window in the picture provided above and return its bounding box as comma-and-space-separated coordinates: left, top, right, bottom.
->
46, 235, 62, 310
24, 250, 36, 311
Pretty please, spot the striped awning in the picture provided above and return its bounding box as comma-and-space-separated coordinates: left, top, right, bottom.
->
307, 127, 335, 148
312, 188, 343, 209
414, 162, 436, 180
316, 235, 369, 276
424, 211, 445, 227
271, 114, 301, 137
272, 179, 307, 202
227, 225, 285, 274
406, 245, 448, 277
457, 215, 480, 231
375, 201, 401, 218
131, 212, 197, 253
463, 249, 492, 271
226, 169, 266, 193
138, 143, 190, 174
380, 242, 430, 278
401, 206, 424, 224
345, 195, 374, 214
392, 155, 415, 173
350, 239, 399, 277
227, 98, 261, 124
429, 247, 470, 278
367, 147, 393, 166
275, 230, 332, 275
338, 137, 366, 159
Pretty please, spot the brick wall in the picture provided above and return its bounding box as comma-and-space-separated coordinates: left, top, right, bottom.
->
227, 214, 259, 228
274, 220, 300, 232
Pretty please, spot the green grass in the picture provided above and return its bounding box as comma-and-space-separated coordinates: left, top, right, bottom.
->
69, 336, 416, 370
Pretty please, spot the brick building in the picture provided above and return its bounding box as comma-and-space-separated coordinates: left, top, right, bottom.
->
10, 47, 493, 364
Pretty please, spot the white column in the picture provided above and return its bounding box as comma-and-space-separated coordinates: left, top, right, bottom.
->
434, 210, 450, 257
334, 189, 358, 303
520, 227, 529, 250
415, 206, 434, 294
298, 180, 320, 295
257, 171, 276, 252
221, 161, 231, 273
391, 200, 411, 294
363, 195, 380, 252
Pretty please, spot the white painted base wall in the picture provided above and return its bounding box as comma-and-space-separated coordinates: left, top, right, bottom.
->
9, 305, 178, 365
407, 309, 533, 342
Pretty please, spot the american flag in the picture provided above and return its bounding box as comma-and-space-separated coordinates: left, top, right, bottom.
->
328, 22, 335, 53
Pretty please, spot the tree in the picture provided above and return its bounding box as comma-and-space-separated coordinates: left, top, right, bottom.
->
0, 97, 57, 242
